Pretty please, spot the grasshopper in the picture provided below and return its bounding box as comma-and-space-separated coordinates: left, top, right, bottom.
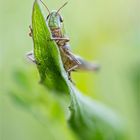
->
27, 0, 100, 82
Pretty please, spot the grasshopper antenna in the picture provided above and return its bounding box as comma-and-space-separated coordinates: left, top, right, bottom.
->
57, 1, 68, 14
40, 0, 50, 14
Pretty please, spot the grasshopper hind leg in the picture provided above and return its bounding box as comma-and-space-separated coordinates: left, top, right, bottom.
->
67, 64, 79, 72
67, 71, 75, 85
64, 56, 80, 84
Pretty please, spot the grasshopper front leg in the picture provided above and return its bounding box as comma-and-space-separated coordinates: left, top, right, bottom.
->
51, 37, 69, 42
29, 25, 33, 37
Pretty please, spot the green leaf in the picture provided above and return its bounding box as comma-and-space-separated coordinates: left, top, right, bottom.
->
31, 1, 127, 140
69, 87, 127, 140
32, 0, 69, 93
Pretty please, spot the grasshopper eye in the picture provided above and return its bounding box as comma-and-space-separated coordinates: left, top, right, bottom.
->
46, 15, 50, 20
60, 16, 63, 22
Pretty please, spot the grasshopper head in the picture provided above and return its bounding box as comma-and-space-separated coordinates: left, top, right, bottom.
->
39, 0, 68, 29
47, 11, 63, 29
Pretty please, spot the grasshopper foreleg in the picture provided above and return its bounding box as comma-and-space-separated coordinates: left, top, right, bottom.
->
51, 37, 70, 42
29, 25, 33, 37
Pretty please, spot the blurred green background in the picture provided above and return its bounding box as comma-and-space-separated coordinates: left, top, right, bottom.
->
0, 0, 139, 140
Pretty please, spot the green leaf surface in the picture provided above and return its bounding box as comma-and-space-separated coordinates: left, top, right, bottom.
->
69, 87, 127, 140
32, 0, 69, 93
30, 1, 127, 140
